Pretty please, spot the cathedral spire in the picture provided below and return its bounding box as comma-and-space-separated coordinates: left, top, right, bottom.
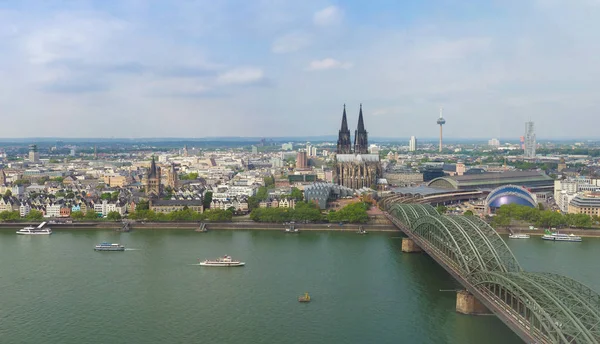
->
357, 103, 365, 132
337, 104, 352, 154
354, 104, 368, 154
149, 156, 157, 178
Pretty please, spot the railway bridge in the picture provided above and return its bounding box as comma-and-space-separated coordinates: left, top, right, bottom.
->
382, 201, 600, 344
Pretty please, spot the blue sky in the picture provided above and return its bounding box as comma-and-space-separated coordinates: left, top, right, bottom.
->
0, 0, 599, 139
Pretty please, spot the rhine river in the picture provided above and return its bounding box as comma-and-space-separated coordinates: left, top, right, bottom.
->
1, 229, 599, 344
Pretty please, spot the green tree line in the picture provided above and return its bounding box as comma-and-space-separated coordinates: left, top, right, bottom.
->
491, 203, 596, 229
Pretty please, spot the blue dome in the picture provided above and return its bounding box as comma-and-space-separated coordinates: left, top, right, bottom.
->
485, 185, 537, 210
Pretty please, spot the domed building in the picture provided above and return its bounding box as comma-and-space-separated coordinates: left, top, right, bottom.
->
485, 185, 537, 213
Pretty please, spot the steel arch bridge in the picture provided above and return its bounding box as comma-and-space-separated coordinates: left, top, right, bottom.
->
384, 202, 600, 344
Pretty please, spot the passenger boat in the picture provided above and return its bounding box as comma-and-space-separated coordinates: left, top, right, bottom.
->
94, 243, 126, 251
508, 233, 530, 239
16, 222, 52, 235
298, 292, 311, 302
199, 255, 245, 267
541, 232, 582, 242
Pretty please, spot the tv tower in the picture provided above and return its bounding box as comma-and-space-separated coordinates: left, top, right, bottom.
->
436, 107, 446, 152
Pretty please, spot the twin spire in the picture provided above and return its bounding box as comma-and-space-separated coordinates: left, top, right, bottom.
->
337, 104, 368, 154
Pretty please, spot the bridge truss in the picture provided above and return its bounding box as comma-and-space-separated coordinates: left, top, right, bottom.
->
385, 202, 600, 344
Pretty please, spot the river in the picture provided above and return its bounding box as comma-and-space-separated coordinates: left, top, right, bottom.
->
0, 229, 597, 344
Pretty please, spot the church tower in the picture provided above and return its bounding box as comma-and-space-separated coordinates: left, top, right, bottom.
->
353, 104, 368, 154
145, 156, 162, 197
336, 104, 352, 154
0, 169, 5, 186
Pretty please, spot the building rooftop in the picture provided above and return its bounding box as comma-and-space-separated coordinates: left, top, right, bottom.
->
427, 171, 553, 190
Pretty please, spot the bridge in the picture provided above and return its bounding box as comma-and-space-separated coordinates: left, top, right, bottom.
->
382, 201, 600, 344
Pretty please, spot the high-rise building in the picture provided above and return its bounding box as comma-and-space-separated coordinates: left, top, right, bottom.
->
281, 142, 293, 150
251, 145, 258, 155
310, 146, 317, 157
28, 144, 39, 163
409, 136, 417, 152
436, 107, 446, 153
488, 138, 500, 147
524, 121, 536, 158
296, 151, 308, 169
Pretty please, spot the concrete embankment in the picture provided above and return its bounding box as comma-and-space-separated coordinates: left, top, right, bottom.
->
0, 221, 398, 232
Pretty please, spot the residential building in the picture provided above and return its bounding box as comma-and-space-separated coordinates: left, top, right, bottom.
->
488, 138, 500, 147
569, 193, 600, 217
296, 151, 308, 169
19, 203, 31, 217
150, 200, 203, 214
45, 204, 61, 218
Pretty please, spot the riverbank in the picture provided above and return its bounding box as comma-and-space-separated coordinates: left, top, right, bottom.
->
0, 221, 398, 232
495, 227, 600, 238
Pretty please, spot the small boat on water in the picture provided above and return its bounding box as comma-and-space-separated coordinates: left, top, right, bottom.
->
16, 222, 52, 235
298, 292, 311, 303
285, 222, 299, 233
357, 226, 368, 235
541, 231, 582, 242
199, 255, 245, 267
94, 243, 125, 251
509, 233, 530, 239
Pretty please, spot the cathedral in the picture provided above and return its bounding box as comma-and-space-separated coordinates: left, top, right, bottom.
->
335, 104, 381, 189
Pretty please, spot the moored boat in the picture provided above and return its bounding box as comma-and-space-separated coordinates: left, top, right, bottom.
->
285, 222, 299, 233
94, 242, 125, 251
16, 222, 52, 235
357, 226, 368, 235
541, 231, 582, 242
199, 255, 245, 267
508, 233, 530, 239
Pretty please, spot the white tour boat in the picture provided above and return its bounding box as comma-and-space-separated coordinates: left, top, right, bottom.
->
541, 232, 582, 242
199, 255, 245, 267
94, 243, 126, 251
508, 233, 530, 239
16, 222, 52, 235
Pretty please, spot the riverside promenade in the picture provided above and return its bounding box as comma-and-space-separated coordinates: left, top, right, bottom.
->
0, 221, 398, 232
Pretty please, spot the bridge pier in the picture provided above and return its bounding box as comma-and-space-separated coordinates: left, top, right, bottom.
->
456, 290, 490, 315
401, 238, 422, 253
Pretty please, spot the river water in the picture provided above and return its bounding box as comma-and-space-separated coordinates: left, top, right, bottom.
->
0, 229, 598, 344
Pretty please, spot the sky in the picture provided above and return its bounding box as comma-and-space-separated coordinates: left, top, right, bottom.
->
1, 0, 599, 139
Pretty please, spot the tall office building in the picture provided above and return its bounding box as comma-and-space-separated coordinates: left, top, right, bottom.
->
524, 121, 536, 158
409, 136, 417, 152
251, 145, 258, 155
28, 144, 39, 163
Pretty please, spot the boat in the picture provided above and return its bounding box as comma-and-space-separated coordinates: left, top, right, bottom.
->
541, 231, 582, 242
16, 222, 52, 235
199, 255, 245, 267
285, 222, 299, 233
508, 233, 530, 239
357, 226, 368, 235
298, 292, 311, 302
94, 242, 126, 251
195, 223, 207, 232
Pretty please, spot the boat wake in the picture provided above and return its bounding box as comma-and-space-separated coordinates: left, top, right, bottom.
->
124, 248, 140, 251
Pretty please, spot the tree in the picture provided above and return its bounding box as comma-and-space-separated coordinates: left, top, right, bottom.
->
255, 186, 268, 201
247, 196, 260, 210
100, 193, 112, 200
136, 200, 149, 211
0, 211, 20, 221
55, 191, 65, 198
203, 191, 213, 209
66, 192, 75, 199
491, 215, 510, 228
179, 172, 199, 180
71, 211, 84, 220
13, 179, 30, 186
436, 205, 447, 215
464, 210, 474, 216
538, 203, 544, 211
290, 187, 303, 201
26, 210, 44, 221
264, 176, 275, 188
85, 210, 99, 220
111, 191, 120, 201
4, 189, 12, 197
327, 202, 369, 223
106, 211, 122, 221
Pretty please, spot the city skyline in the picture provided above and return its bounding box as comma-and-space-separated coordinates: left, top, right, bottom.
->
1, 1, 600, 138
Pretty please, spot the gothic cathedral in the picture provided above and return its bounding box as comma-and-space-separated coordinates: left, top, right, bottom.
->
335, 104, 381, 189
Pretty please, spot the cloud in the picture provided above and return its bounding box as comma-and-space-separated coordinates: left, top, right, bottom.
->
306, 58, 353, 71
271, 31, 311, 53
313, 6, 343, 27
41, 80, 109, 94
216, 68, 265, 85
